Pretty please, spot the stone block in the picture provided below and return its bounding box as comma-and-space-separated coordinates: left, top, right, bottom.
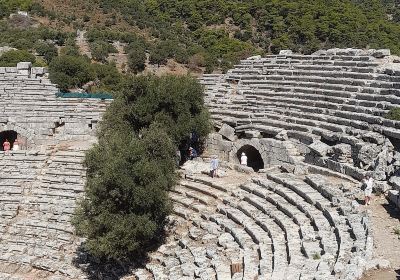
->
370, 49, 391, 58
234, 164, 254, 174
374, 181, 390, 193
218, 123, 235, 141
244, 130, 260, 138
309, 141, 331, 157
279, 50, 293, 55
388, 190, 400, 209
17, 62, 32, 70
389, 176, 400, 191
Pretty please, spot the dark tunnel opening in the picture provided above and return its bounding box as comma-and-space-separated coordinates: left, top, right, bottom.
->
237, 145, 264, 171
0, 130, 18, 151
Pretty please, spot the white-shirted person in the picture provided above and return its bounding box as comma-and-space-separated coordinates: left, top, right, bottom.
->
363, 175, 373, 206
240, 152, 247, 166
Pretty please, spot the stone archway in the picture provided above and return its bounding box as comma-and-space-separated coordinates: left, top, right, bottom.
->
237, 144, 264, 171
0, 123, 33, 149
0, 130, 18, 150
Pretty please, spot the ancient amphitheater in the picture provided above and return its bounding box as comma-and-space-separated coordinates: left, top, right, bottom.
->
1, 49, 400, 280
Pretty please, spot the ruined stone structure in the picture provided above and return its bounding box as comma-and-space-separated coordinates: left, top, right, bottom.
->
201, 48, 400, 204
1, 50, 399, 280
0, 62, 109, 279
132, 49, 399, 279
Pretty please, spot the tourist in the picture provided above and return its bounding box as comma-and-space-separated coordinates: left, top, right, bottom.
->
3, 139, 11, 151
210, 155, 219, 178
3, 139, 10, 153
188, 147, 198, 160
363, 175, 374, 206
240, 152, 248, 166
12, 139, 20, 151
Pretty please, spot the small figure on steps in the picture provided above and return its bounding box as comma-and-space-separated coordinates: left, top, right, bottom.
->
240, 152, 247, 166
362, 175, 374, 206
12, 139, 20, 151
210, 155, 219, 178
188, 147, 198, 160
3, 139, 10, 153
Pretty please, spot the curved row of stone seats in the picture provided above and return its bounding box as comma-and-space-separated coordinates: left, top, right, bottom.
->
0, 149, 87, 279
132, 169, 368, 280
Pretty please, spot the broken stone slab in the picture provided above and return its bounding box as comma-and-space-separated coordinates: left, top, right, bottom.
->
309, 141, 331, 157
281, 163, 295, 173
368, 49, 391, 58
279, 50, 293, 55
246, 55, 261, 60
234, 164, 254, 174
244, 130, 260, 138
365, 258, 391, 270
357, 143, 380, 166
17, 62, 32, 70
374, 181, 390, 194
218, 123, 236, 141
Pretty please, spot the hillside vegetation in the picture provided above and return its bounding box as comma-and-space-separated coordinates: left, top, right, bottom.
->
0, 0, 400, 75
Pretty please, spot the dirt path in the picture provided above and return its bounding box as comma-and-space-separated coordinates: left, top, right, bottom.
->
76, 30, 92, 58
361, 195, 400, 280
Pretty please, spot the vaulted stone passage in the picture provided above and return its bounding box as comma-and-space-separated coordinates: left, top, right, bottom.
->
237, 144, 264, 171
0, 130, 18, 150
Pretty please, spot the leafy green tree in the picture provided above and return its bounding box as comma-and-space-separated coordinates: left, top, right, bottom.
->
127, 48, 146, 73
35, 41, 58, 63
73, 75, 211, 261
74, 125, 176, 260
49, 55, 94, 91
90, 40, 117, 62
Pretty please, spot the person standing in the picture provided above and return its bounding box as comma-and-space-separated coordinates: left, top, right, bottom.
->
189, 147, 198, 160
363, 175, 374, 206
240, 152, 248, 166
3, 139, 10, 153
210, 155, 219, 178
12, 139, 20, 151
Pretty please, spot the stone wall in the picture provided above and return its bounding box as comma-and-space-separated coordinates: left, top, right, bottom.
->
206, 130, 298, 168
0, 62, 110, 150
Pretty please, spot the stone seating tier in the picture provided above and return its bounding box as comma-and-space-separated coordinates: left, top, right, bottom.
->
133, 170, 369, 280
0, 150, 87, 279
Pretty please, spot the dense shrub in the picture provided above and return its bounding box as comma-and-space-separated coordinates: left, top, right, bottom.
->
127, 48, 146, 73
89, 40, 117, 62
73, 75, 211, 261
35, 41, 58, 63
49, 55, 94, 91
0, 49, 35, 66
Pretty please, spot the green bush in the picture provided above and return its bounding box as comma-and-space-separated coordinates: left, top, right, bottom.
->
127, 48, 146, 73
73, 75, 211, 261
89, 40, 117, 62
0, 49, 36, 66
385, 107, 400, 120
49, 55, 94, 91
35, 41, 58, 63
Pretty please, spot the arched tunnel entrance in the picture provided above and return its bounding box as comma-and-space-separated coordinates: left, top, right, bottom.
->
237, 145, 264, 171
0, 130, 18, 151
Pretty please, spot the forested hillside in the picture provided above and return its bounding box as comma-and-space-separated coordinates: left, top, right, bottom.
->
0, 0, 400, 75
